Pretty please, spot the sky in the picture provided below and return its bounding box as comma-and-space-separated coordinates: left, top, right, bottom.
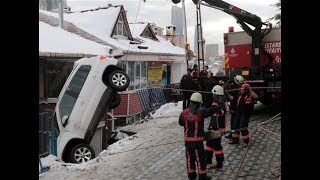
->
66, 0, 280, 56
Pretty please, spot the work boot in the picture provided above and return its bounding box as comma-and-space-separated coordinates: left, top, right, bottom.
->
225, 133, 232, 138
188, 172, 197, 180
198, 174, 211, 180
210, 162, 223, 169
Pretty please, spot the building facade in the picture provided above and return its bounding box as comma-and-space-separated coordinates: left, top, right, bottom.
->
39, 0, 67, 11
171, 5, 183, 35
39, 5, 186, 124
205, 44, 219, 59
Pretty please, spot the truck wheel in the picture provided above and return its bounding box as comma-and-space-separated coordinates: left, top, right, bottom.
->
109, 92, 121, 109
70, 143, 95, 164
108, 70, 130, 91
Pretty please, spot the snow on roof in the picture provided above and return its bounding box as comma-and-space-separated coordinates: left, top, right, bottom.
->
129, 23, 185, 55
40, 7, 120, 38
40, 9, 185, 55
39, 21, 111, 56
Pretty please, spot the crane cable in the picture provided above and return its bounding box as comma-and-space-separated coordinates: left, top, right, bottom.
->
124, 0, 144, 62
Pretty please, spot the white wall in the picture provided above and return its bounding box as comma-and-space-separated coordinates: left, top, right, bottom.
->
171, 62, 187, 84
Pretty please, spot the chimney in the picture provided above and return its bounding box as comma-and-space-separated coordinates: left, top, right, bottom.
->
166, 25, 176, 45
108, 4, 112, 7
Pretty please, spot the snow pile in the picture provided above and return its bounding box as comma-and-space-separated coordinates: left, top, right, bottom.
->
104, 135, 137, 155
114, 130, 129, 140
63, 159, 100, 171
38, 135, 138, 173
40, 154, 58, 168
151, 101, 183, 118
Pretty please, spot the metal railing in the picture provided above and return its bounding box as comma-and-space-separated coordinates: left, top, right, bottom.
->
39, 109, 57, 173
137, 87, 167, 116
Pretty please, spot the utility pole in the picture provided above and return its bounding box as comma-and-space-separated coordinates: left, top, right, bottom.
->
196, 1, 204, 72
182, 0, 189, 69
58, 0, 64, 28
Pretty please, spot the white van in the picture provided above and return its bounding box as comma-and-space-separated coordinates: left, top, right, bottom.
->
53, 55, 129, 163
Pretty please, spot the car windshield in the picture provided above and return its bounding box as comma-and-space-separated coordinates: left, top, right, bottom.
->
58, 65, 91, 123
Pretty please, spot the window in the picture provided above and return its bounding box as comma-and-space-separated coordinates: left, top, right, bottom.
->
59, 65, 91, 121
46, 61, 74, 98
141, 62, 147, 88
135, 62, 141, 89
127, 62, 135, 90
113, 14, 128, 38
127, 61, 148, 90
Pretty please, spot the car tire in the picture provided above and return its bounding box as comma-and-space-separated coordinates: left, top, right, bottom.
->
108, 70, 130, 91
70, 143, 95, 164
109, 92, 121, 109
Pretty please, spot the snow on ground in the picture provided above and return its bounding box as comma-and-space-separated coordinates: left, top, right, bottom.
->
39, 102, 184, 177
150, 101, 183, 118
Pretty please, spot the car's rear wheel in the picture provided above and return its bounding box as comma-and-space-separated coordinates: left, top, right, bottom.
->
109, 92, 121, 109
70, 143, 95, 163
108, 70, 130, 91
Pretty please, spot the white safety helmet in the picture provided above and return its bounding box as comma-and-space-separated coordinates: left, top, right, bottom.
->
212, 85, 224, 95
190, 92, 203, 103
234, 75, 244, 85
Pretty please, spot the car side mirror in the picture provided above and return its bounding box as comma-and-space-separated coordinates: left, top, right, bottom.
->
62, 115, 69, 127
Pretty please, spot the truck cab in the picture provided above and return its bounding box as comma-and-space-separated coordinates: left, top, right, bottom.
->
224, 27, 281, 105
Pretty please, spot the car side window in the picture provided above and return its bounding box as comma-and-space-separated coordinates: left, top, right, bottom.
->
59, 65, 91, 121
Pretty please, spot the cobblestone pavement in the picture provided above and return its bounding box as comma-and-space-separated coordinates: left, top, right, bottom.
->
40, 104, 281, 180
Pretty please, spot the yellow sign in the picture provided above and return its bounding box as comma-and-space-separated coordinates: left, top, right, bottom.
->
242, 70, 249, 76
148, 66, 163, 81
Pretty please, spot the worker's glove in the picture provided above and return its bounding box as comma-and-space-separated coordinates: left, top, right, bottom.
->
212, 130, 222, 139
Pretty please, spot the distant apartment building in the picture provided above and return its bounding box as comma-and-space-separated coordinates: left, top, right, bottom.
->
171, 5, 183, 35
39, 0, 67, 11
205, 44, 219, 59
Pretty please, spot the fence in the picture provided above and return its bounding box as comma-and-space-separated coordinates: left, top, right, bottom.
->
137, 87, 167, 116
39, 108, 57, 173
162, 83, 183, 103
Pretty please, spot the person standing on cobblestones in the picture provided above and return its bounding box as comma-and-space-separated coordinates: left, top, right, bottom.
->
180, 68, 193, 109
179, 92, 221, 180
205, 85, 226, 169
225, 75, 244, 139
230, 83, 257, 148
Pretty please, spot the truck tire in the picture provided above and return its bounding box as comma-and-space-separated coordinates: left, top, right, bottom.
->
108, 70, 130, 91
70, 143, 95, 164
109, 92, 121, 109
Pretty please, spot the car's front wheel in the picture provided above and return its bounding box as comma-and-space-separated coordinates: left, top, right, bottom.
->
70, 143, 95, 163
108, 70, 130, 91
